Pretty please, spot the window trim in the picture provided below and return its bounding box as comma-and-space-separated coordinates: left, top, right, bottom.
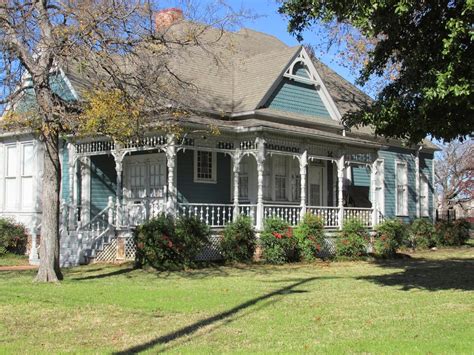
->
395, 160, 408, 216
193, 150, 217, 184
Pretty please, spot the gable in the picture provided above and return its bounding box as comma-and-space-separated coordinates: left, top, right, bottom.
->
264, 78, 331, 119
258, 48, 341, 121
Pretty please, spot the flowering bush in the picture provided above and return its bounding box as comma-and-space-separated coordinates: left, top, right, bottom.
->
435, 219, 471, 246
134, 214, 209, 270
0, 218, 28, 256
336, 219, 370, 259
259, 218, 298, 264
408, 218, 437, 249
293, 213, 326, 261
373, 219, 407, 257
220, 215, 256, 263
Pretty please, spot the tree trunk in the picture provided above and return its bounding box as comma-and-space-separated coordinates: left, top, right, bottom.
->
35, 131, 63, 282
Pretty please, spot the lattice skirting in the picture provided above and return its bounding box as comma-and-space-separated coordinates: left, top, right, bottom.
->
95, 239, 118, 262
92, 235, 339, 264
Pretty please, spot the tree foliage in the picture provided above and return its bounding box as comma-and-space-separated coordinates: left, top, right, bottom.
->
279, 0, 474, 142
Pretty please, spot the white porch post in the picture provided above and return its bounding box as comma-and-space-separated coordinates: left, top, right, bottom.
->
232, 150, 242, 221
165, 134, 177, 217
299, 151, 308, 218
256, 137, 266, 231
28, 223, 39, 265
337, 155, 345, 229
415, 149, 420, 218
370, 161, 377, 227
80, 157, 91, 226
112, 148, 124, 227
67, 143, 76, 229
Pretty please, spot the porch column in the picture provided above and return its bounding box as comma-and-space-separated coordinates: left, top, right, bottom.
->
80, 157, 91, 226
415, 149, 420, 218
256, 137, 266, 231
337, 155, 345, 229
28, 223, 39, 265
299, 151, 308, 218
67, 143, 77, 229
165, 134, 177, 217
112, 148, 124, 227
370, 161, 377, 227
232, 150, 242, 221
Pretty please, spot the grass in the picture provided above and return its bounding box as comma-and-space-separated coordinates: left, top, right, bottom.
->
0, 253, 29, 267
0, 247, 473, 354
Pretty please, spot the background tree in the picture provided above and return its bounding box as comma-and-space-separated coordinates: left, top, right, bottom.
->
435, 139, 474, 212
0, 0, 245, 282
279, 0, 473, 143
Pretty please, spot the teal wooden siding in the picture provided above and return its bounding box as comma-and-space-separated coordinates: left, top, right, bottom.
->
61, 145, 70, 201
420, 152, 435, 219
265, 78, 331, 118
379, 148, 417, 222
90, 155, 116, 216
177, 150, 231, 204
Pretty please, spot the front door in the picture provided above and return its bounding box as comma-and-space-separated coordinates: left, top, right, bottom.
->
123, 153, 166, 225
308, 165, 324, 206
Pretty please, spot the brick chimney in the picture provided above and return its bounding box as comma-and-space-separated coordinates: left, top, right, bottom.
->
154, 8, 183, 32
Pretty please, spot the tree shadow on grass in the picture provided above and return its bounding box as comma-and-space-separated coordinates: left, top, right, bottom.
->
71, 267, 135, 281
358, 257, 474, 291
113, 276, 331, 354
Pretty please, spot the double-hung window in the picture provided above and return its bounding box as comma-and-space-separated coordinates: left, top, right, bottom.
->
420, 175, 429, 217
21, 144, 34, 208
396, 161, 408, 216
274, 156, 288, 201
194, 151, 216, 183
239, 159, 249, 199
4, 145, 17, 209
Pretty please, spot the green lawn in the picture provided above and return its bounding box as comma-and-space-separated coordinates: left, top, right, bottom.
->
0, 248, 473, 354
0, 253, 29, 267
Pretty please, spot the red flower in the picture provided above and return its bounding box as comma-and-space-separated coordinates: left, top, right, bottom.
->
285, 227, 293, 238
272, 232, 282, 239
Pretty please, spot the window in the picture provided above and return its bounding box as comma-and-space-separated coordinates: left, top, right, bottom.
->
194, 151, 216, 183
21, 144, 34, 207
420, 175, 429, 217
396, 161, 408, 215
274, 156, 288, 201
5, 145, 17, 209
239, 159, 249, 199
262, 159, 271, 200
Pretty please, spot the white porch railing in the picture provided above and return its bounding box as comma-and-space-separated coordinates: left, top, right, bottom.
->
343, 207, 373, 227
122, 198, 165, 226
306, 206, 340, 228
263, 205, 301, 226
178, 203, 234, 227
239, 204, 257, 224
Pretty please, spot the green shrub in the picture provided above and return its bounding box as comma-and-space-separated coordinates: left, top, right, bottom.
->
0, 218, 28, 256
260, 218, 298, 264
293, 213, 325, 261
408, 218, 436, 249
374, 219, 407, 257
134, 214, 209, 270
435, 219, 471, 246
336, 219, 369, 259
220, 216, 256, 263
